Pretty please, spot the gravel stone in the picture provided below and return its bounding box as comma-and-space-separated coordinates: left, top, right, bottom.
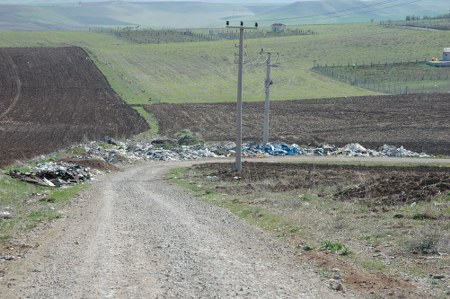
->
0, 161, 362, 298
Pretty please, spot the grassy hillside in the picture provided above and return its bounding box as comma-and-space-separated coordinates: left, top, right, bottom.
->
0, 24, 449, 104
0, 2, 255, 30
246, 0, 450, 25
314, 61, 450, 94
0, 1, 449, 30
92, 24, 450, 104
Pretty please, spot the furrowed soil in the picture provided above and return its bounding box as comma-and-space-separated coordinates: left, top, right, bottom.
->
146, 94, 450, 156
196, 162, 450, 205
0, 47, 149, 167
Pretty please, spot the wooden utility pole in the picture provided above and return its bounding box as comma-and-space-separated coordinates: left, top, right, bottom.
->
226, 21, 258, 172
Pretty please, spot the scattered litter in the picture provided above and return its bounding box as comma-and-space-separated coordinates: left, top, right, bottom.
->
0, 211, 13, 220
7, 136, 429, 187
328, 279, 344, 292
9, 162, 92, 187
376, 144, 429, 158
0, 255, 15, 261
240, 142, 427, 158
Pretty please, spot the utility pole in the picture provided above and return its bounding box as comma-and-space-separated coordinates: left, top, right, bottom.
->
226, 20, 258, 173
261, 50, 278, 144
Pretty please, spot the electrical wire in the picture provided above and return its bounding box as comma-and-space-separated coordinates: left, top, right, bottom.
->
272, 52, 280, 66
294, 0, 413, 21
226, 0, 428, 94
246, 0, 422, 24
302, 0, 423, 23
244, 52, 264, 65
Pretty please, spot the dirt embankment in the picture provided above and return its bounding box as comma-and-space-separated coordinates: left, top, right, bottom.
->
146, 94, 450, 156
0, 47, 149, 167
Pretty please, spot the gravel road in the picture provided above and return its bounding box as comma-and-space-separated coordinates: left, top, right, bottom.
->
0, 160, 361, 299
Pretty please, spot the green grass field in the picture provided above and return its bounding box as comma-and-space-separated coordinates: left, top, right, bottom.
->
381, 16, 450, 30
0, 171, 88, 240
313, 61, 450, 94
0, 24, 449, 104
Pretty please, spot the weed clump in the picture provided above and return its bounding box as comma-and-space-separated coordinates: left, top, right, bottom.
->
320, 240, 351, 256
176, 129, 204, 146
405, 230, 439, 254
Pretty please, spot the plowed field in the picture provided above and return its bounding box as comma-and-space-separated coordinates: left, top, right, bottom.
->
195, 162, 450, 205
146, 94, 449, 156
0, 47, 148, 167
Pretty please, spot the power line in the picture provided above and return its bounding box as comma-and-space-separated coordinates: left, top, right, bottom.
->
247, 0, 422, 24
301, 0, 423, 23
298, 0, 413, 20
275, 0, 403, 21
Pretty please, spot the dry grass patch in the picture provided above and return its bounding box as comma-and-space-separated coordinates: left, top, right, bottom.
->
171, 162, 450, 298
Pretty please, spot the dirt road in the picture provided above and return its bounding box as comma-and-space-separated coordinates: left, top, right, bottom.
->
1, 160, 360, 299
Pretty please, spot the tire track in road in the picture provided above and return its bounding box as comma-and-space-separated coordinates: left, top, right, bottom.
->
0, 54, 22, 121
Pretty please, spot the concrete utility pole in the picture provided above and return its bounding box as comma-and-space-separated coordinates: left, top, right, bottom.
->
226, 21, 258, 173
261, 50, 279, 144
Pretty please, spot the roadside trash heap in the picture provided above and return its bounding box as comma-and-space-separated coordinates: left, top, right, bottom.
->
79, 138, 221, 163
82, 139, 427, 160
240, 142, 428, 158
9, 162, 93, 187
7, 137, 428, 187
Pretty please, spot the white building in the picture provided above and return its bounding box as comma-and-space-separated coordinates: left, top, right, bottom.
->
271, 23, 286, 33
444, 48, 450, 61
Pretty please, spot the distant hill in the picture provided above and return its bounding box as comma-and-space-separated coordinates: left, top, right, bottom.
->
249, 0, 450, 25
0, 0, 293, 3
0, 0, 448, 30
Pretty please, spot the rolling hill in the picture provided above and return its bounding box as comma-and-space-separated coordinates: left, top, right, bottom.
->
0, 0, 448, 30
248, 0, 450, 25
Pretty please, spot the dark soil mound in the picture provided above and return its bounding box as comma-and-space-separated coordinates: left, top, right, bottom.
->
0, 47, 149, 167
195, 163, 450, 205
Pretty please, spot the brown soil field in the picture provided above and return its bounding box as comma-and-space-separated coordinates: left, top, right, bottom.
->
189, 162, 450, 297
196, 162, 450, 206
0, 47, 149, 167
146, 94, 450, 156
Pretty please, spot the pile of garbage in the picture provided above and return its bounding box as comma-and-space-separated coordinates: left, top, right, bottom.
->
77, 138, 221, 163
336, 143, 428, 157
8, 137, 429, 187
375, 144, 428, 158
9, 161, 93, 187
240, 142, 428, 158
76, 139, 430, 162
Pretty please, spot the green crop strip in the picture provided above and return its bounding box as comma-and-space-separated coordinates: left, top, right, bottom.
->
1, 25, 449, 105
